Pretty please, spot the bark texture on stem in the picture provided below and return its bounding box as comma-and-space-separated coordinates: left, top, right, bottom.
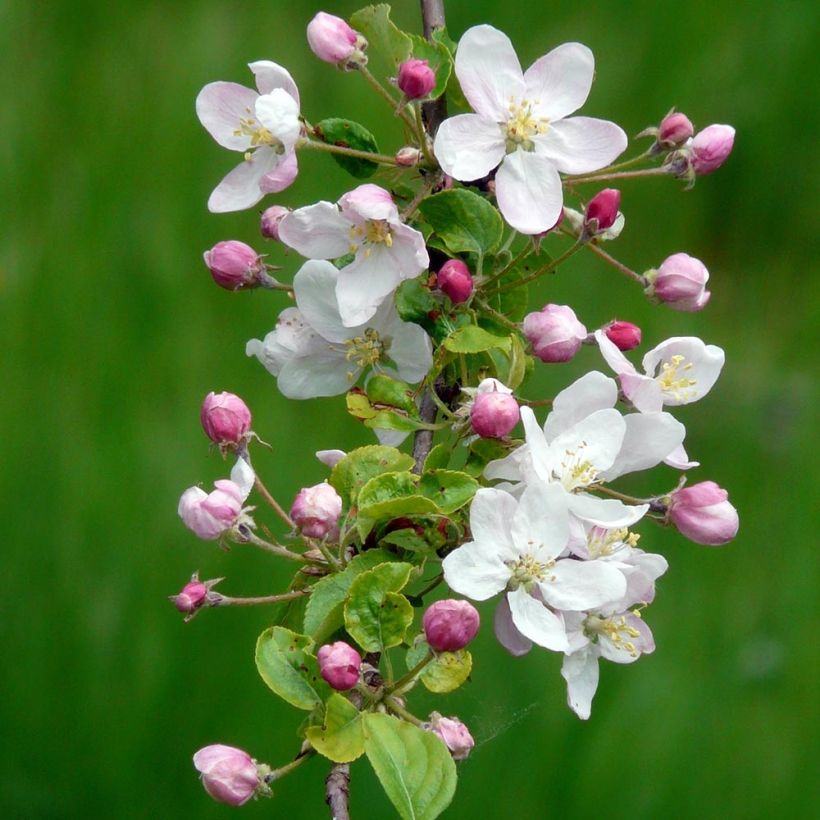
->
325, 763, 351, 820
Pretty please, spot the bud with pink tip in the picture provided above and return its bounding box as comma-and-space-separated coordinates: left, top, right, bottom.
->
668, 481, 739, 546
290, 482, 342, 539
179, 480, 244, 540
604, 320, 642, 351
470, 380, 520, 439
423, 599, 480, 652
203, 240, 264, 291
307, 12, 366, 66
260, 205, 290, 241
523, 304, 587, 363
584, 188, 621, 232
658, 112, 694, 146
397, 58, 436, 99
193, 744, 262, 806
429, 714, 474, 761
201, 391, 252, 446
172, 579, 208, 614
437, 259, 473, 304
395, 146, 422, 167
317, 641, 362, 691
646, 252, 711, 312
691, 124, 735, 175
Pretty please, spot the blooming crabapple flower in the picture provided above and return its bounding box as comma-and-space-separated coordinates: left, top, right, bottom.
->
429, 714, 475, 760
423, 599, 481, 652
246, 260, 432, 399
470, 381, 520, 439
317, 641, 362, 690
522, 303, 587, 363
290, 482, 342, 539
658, 112, 694, 146
260, 205, 290, 240
196, 62, 301, 212
398, 58, 436, 99
443, 484, 628, 652
691, 124, 735, 175
645, 252, 711, 312
595, 330, 725, 413
436, 259, 474, 304
204, 240, 264, 290
584, 188, 621, 233
307, 12, 366, 66
604, 320, 642, 351
178, 458, 255, 540
193, 744, 261, 806
278, 184, 429, 327
201, 391, 252, 445
668, 481, 739, 545
433, 25, 627, 234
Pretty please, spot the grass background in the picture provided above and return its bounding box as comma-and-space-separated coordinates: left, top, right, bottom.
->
1, 0, 817, 817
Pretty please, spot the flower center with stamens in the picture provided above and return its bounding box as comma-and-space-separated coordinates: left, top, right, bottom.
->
504, 99, 549, 152
584, 612, 642, 658
349, 220, 394, 256
555, 441, 598, 492
508, 551, 554, 592
586, 527, 640, 559
343, 328, 384, 379
656, 354, 697, 400
234, 115, 283, 152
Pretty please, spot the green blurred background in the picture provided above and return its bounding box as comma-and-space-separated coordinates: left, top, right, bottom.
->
2, 0, 818, 817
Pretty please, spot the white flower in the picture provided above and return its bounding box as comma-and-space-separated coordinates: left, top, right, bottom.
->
246, 260, 432, 399
277, 184, 429, 327
196, 61, 301, 212
433, 25, 627, 234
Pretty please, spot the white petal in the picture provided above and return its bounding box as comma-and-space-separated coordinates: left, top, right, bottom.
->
544, 371, 617, 441
642, 337, 725, 405
259, 150, 298, 193
519, 406, 552, 482
524, 42, 594, 121
484, 445, 528, 483
277, 349, 351, 399
467, 488, 519, 557
507, 588, 568, 651
548, 408, 626, 477
511, 483, 570, 560
207, 147, 279, 213
433, 114, 506, 180
455, 24, 526, 121
599, 614, 654, 664
561, 646, 600, 720
494, 597, 533, 656
246, 308, 322, 376
388, 223, 430, 278
664, 442, 700, 470
600, 412, 686, 481
535, 116, 627, 174
623, 373, 665, 413
277, 202, 351, 259
249, 60, 300, 106
386, 321, 433, 384
230, 457, 255, 500
495, 150, 563, 234
540, 558, 627, 611
254, 89, 301, 151
442, 540, 511, 601
568, 494, 649, 528
293, 260, 349, 343
196, 82, 258, 151
335, 247, 402, 328
594, 329, 637, 377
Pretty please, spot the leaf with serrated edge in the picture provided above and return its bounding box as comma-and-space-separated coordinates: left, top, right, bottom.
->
255, 627, 327, 710
350, 4, 411, 67
418, 470, 478, 514
305, 694, 365, 763
330, 446, 415, 507
419, 189, 503, 256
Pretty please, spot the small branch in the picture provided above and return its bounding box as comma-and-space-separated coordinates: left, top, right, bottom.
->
389, 650, 435, 695
253, 475, 294, 528
242, 530, 306, 562
562, 167, 670, 185
473, 297, 520, 331
301, 137, 401, 167
266, 748, 315, 783
564, 150, 653, 182
357, 65, 417, 131
480, 240, 532, 290
412, 390, 438, 473
384, 696, 425, 727
325, 763, 351, 820
211, 590, 310, 607
585, 243, 646, 285
413, 102, 437, 167
490, 239, 584, 294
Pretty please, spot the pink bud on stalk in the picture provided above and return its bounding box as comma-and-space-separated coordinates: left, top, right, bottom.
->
203, 240, 264, 291
646, 252, 711, 312
193, 744, 262, 806
691, 124, 735, 175
584, 188, 621, 232
172, 579, 208, 613
523, 304, 587, 363
668, 481, 739, 545
179, 480, 244, 540
395, 146, 422, 167
658, 112, 694, 146
317, 641, 362, 691
437, 259, 474, 304
201, 391, 252, 446
423, 599, 480, 652
604, 320, 642, 351
307, 12, 366, 66
260, 205, 290, 241
397, 58, 436, 99
429, 714, 475, 761
471, 381, 520, 439
290, 483, 342, 539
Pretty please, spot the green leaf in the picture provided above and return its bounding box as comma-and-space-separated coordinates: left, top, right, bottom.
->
366, 374, 418, 415
505, 333, 529, 390
330, 446, 415, 508
395, 277, 438, 327
421, 650, 473, 693
356, 471, 437, 538
418, 189, 504, 256
423, 443, 450, 472
483, 264, 530, 323
363, 713, 457, 820
313, 118, 380, 178
443, 325, 511, 354
379, 527, 431, 553
305, 693, 365, 763
255, 627, 327, 711
350, 4, 411, 68
347, 390, 429, 433
408, 34, 452, 99
418, 470, 478, 514
345, 562, 415, 652
464, 437, 516, 477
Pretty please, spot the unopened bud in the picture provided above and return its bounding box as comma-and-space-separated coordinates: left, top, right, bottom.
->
423, 599, 480, 652
471, 385, 520, 439
193, 744, 262, 806
691, 124, 735, 175
585, 188, 621, 232
203, 240, 263, 291
317, 641, 362, 690
604, 320, 642, 351
397, 58, 436, 99
395, 146, 422, 167
307, 12, 366, 66
260, 205, 290, 241
646, 252, 711, 312
290, 482, 342, 539
179, 480, 244, 540
668, 481, 739, 546
523, 304, 587, 363
429, 714, 474, 760
659, 112, 694, 146
437, 259, 473, 304
201, 391, 252, 446
172, 579, 208, 613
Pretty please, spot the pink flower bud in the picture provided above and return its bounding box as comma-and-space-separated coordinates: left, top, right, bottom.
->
172, 580, 208, 613
585, 188, 621, 232
290, 483, 342, 539
649, 252, 711, 312
395, 146, 422, 167
397, 58, 436, 99
307, 12, 361, 64
691, 124, 735, 175
604, 320, 642, 351
193, 744, 260, 806
203, 240, 262, 291
260, 205, 290, 241
201, 391, 252, 445
669, 481, 739, 545
430, 714, 474, 761
437, 259, 474, 304
471, 390, 520, 439
523, 304, 587, 363
659, 112, 694, 146
317, 641, 362, 690
179, 480, 243, 540
423, 599, 480, 652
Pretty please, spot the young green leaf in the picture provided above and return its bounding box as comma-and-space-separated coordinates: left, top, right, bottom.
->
305, 693, 365, 763
255, 627, 328, 710
418, 470, 478, 514
419, 189, 504, 256
349, 4, 412, 67
442, 325, 512, 354
330, 445, 416, 507
420, 650, 473, 693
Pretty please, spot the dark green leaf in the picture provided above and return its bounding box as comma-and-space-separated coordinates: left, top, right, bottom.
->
418, 469, 478, 514
313, 118, 380, 178
419, 189, 503, 256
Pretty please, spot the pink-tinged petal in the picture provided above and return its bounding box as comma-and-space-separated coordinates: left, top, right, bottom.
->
442, 540, 510, 601
599, 613, 654, 663
339, 184, 397, 223
540, 558, 627, 611
567, 494, 649, 528
386, 321, 433, 384
389, 223, 430, 277
433, 114, 506, 180
292, 260, 348, 343
495, 150, 563, 235
335, 247, 403, 327
507, 588, 568, 651
230, 457, 255, 500
511, 483, 570, 560
455, 24, 526, 121
595, 329, 637, 377
196, 82, 258, 151
561, 646, 599, 720
249, 60, 300, 106
600, 412, 685, 481
622, 373, 664, 413
664, 443, 699, 470
535, 116, 627, 174
524, 42, 594, 121
494, 597, 533, 657
277, 202, 351, 259
254, 89, 301, 151
259, 150, 298, 193
278, 349, 352, 399
207, 147, 280, 213
544, 371, 618, 441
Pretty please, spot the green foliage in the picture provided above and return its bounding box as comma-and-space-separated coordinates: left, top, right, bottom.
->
464, 437, 518, 477
363, 713, 457, 820
356, 472, 438, 538
482, 264, 531, 322
443, 325, 512, 354
420, 650, 473, 693
417, 469, 478, 514
330, 445, 415, 508
305, 694, 365, 763
350, 4, 411, 68
419, 189, 504, 256
379, 527, 432, 553
423, 443, 450, 471
312, 118, 380, 178
255, 627, 328, 711
346, 375, 434, 434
